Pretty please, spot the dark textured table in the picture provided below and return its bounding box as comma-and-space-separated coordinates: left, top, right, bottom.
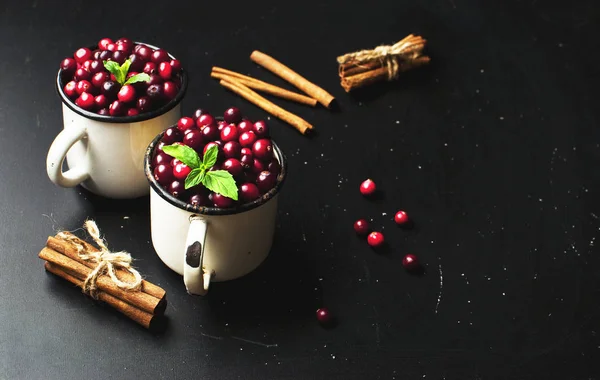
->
1, 1, 599, 379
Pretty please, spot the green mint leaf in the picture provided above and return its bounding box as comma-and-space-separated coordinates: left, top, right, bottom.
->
201, 144, 218, 170
184, 168, 205, 190
119, 59, 131, 84
103, 60, 123, 83
202, 170, 238, 201
124, 72, 151, 85
162, 144, 201, 169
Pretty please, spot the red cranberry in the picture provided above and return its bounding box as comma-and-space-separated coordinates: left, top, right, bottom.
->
75, 80, 92, 95
63, 81, 78, 98
222, 158, 243, 177
224, 107, 242, 124
137, 45, 152, 61
239, 131, 257, 147
241, 147, 252, 157
151, 49, 169, 63
237, 119, 253, 133
240, 183, 260, 202
183, 129, 204, 151
163, 127, 182, 144
402, 254, 420, 271
75, 92, 95, 110
256, 171, 276, 193
146, 84, 164, 102
127, 108, 139, 116
128, 54, 144, 72
153, 151, 171, 166
217, 121, 227, 131
367, 232, 384, 248
394, 210, 409, 225
136, 96, 152, 112
88, 60, 104, 74
253, 120, 269, 138
173, 162, 191, 180
94, 94, 108, 109
109, 100, 126, 116
99, 50, 111, 61
106, 43, 117, 52
101, 80, 118, 99
111, 51, 127, 64
92, 72, 109, 88
146, 75, 162, 87
98, 38, 113, 50
74, 47, 92, 64
177, 117, 195, 132
360, 179, 376, 196
211, 193, 233, 208
143, 62, 157, 75
92, 50, 102, 60
252, 139, 273, 161
197, 114, 215, 128
267, 159, 281, 176
171, 158, 181, 167
168, 180, 185, 198
170, 59, 182, 72
74, 68, 91, 82
163, 81, 178, 100
97, 108, 109, 115
158, 61, 172, 79
316, 308, 331, 324
201, 124, 220, 142
353, 219, 370, 235
60, 58, 77, 78
252, 158, 267, 174
240, 154, 253, 170
116, 38, 133, 53
154, 164, 174, 186
189, 193, 209, 207
221, 124, 239, 142
223, 141, 241, 159
193, 108, 208, 120
118, 84, 136, 103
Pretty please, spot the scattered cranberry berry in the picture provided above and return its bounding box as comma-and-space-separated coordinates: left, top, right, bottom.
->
360, 179, 377, 196
353, 219, 370, 235
402, 254, 420, 271
367, 231, 385, 248
316, 308, 332, 325
394, 210, 409, 225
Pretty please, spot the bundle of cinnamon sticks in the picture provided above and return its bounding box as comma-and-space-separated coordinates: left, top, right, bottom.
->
39, 231, 166, 329
212, 51, 336, 135
337, 34, 430, 92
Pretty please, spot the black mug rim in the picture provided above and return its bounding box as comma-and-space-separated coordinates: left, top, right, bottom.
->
56, 41, 188, 123
144, 128, 288, 216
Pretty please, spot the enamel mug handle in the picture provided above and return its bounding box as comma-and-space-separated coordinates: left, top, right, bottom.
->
46, 126, 90, 187
184, 215, 212, 295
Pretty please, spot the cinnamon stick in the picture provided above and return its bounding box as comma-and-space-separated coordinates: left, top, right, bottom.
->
250, 50, 335, 108
46, 234, 166, 301
211, 68, 317, 107
44, 262, 155, 329
39, 247, 166, 315
340, 56, 430, 92
219, 78, 313, 134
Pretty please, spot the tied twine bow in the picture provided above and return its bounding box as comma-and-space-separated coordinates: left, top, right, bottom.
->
337, 34, 427, 80
56, 220, 142, 298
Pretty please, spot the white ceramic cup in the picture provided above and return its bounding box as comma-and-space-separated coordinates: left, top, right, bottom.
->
144, 130, 287, 295
46, 43, 188, 199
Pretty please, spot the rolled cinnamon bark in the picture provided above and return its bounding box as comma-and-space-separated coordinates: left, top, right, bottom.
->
39, 247, 166, 315
219, 79, 313, 134
211, 68, 317, 107
250, 50, 335, 108
46, 235, 166, 301
44, 262, 155, 329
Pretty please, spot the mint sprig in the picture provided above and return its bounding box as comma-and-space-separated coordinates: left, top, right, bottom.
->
162, 144, 238, 201
103, 59, 150, 86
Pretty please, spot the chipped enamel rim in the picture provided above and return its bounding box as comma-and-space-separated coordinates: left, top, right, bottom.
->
144, 126, 287, 215
56, 42, 188, 123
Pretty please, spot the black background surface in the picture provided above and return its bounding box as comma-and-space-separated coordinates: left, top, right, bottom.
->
1, 1, 599, 379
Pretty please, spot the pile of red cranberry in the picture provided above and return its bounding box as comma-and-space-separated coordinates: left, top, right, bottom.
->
151, 107, 281, 208
59, 37, 183, 116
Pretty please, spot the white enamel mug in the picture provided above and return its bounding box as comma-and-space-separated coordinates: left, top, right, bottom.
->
46, 43, 188, 199
144, 130, 287, 295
